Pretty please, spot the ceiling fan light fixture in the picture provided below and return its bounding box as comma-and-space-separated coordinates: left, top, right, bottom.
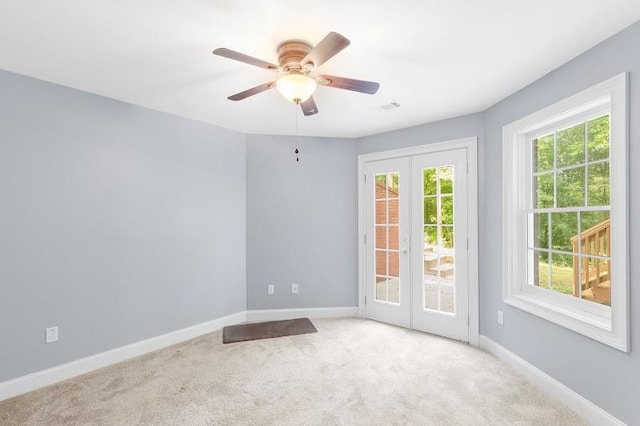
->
213, 32, 379, 114
276, 73, 317, 104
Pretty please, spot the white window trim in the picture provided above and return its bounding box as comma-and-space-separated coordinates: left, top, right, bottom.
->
502, 73, 629, 352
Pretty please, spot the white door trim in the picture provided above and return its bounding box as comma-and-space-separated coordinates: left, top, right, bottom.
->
357, 137, 479, 346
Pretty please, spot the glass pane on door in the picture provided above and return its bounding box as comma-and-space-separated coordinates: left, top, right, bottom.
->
422, 166, 456, 314
374, 172, 401, 304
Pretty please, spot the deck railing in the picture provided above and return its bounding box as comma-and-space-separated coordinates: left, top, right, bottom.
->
570, 219, 610, 298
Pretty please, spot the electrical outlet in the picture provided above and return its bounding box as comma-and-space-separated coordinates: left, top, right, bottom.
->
291, 283, 299, 294
497, 310, 504, 325
267, 284, 275, 295
46, 326, 59, 344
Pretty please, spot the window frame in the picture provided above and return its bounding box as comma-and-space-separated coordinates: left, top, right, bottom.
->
502, 73, 629, 351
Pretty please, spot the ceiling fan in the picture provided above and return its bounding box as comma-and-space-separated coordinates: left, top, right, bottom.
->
212, 32, 380, 116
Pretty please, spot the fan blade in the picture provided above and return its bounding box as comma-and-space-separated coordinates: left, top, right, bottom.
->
213, 48, 279, 71
227, 82, 276, 101
318, 75, 380, 94
301, 32, 350, 69
300, 96, 319, 116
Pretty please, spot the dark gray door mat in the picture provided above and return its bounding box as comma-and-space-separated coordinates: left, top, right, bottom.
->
222, 318, 318, 344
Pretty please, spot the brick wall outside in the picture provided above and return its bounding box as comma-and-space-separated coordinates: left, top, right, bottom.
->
375, 181, 400, 278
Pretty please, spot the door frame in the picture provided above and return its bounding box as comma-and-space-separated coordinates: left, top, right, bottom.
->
357, 137, 480, 346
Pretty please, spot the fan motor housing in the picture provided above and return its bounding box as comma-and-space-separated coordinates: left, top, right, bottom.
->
277, 40, 312, 72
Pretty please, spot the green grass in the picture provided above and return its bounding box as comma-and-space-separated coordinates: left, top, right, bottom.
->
536, 262, 575, 295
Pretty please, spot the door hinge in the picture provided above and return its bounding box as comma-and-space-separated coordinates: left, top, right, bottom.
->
364, 174, 367, 184
364, 234, 367, 244
467, 238, 469, 250
365, 295, 367, 305
466, 162, 469, 174
467, 315, 470, 326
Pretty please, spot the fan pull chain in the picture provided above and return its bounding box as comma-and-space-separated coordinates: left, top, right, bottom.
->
294, 101, 300, 162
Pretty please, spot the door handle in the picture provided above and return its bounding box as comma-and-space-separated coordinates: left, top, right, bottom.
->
401, 248, 408, 254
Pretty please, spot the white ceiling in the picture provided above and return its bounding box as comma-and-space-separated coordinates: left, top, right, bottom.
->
1, 1, 639, 138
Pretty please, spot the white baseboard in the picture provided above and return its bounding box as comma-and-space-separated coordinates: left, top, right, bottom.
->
0, 311, 247, 402
245, 306, 359, 322
0, 308, 358, 402
479, 336, 625, 426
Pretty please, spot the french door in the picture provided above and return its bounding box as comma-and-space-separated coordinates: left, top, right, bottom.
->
364, 158, 412, 328
364, 148, 470, 341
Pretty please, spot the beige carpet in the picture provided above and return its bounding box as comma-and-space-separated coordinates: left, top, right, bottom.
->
0, 318, 586, 425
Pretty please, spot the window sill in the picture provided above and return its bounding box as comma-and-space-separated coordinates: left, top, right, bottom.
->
504, 291, 627, 352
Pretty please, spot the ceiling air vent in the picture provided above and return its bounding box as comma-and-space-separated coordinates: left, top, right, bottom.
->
379, 102, 401, 111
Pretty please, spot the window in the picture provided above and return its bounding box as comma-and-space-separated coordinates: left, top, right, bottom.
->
502, 74, 628, 351
423, 166, 456, 314
374, 172, 400, 303
530, 114, 611, 303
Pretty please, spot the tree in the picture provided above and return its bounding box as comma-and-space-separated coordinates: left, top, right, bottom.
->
533, 114, 610, 267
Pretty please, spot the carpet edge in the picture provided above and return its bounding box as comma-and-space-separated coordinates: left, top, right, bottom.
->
479, 335, 625, 425
0, 311, 247, 402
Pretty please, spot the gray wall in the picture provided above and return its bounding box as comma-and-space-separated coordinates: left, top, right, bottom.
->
246, 134, 358, 309
2, 18, 639, 423
356, 21, 640, 423
357, 113, 485, 156
481, 21, 640, 424
0, 70, 247, 382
